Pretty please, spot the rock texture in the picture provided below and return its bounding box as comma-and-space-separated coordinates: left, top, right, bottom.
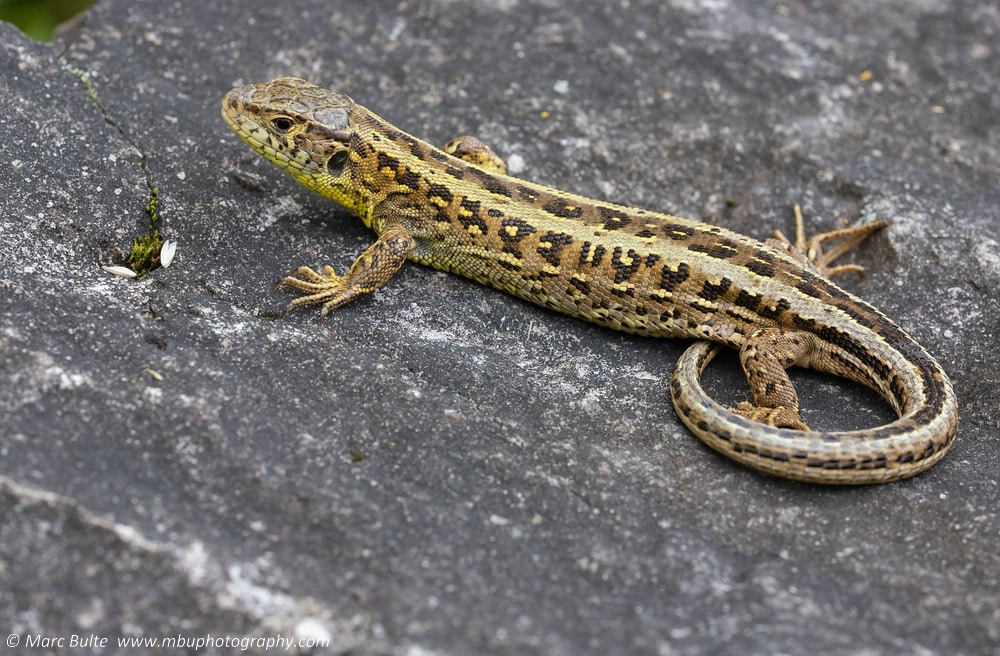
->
1, 1, 997, 654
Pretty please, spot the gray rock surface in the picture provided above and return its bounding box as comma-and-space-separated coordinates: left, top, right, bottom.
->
1, 0, 997, 654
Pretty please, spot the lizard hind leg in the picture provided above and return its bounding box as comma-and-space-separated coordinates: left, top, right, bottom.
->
769, 204, 887, 279
732, 207, 884, 431
734, 327, 815, 431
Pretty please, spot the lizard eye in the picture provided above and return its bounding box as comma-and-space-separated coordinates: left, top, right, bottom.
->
327, 151, 349, 176
271, 116, 295, 133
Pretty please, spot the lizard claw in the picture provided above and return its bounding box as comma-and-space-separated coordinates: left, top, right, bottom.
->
276, 265, 354, 315
734, 402, 810, 431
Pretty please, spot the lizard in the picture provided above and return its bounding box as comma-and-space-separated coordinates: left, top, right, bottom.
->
221, 77, 958, 485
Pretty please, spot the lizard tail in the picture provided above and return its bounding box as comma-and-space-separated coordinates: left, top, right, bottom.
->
669, 341, 959, 484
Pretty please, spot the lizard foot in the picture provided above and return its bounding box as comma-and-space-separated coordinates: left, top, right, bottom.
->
733, 401, 810, 431
276, 265, 353, 316
770, 204, 887, 279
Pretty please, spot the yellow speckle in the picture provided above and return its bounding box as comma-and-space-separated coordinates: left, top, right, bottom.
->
466, 224, 483, 237
581, 243, 600, 264
931, 105, 945, 114
504, 225, 520, 238
540, 110, 550, 119
497, 252, 522, 268
859, 70, 873, 82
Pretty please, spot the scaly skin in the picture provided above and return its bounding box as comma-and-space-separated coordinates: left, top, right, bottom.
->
221, 77, 958, 484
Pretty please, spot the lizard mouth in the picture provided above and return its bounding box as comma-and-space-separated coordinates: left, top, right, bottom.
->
222, 80, 354, 178
220, 85, 254, 134
221, 85, 300, 173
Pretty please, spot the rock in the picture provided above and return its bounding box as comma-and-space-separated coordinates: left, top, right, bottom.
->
1, 1, 997, 654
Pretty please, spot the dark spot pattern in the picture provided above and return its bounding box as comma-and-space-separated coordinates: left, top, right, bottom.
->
663, 223, 696, 240
517, 185, 540, 202
660, 262, 690, 291
397, 168, 422, 190
746, 259, 777, 278
741, 249, 777, 278
756, 298, 791, 320
688, 239, 739, 259
599, 207, 632, 230
458, 198, 488, 234
734, 289, 762, 311
699, 277, 732, 302
499, 217, 537, 247
611, 247, 642, 284
376, 152, 401, 174
427, 183, 453, 204
537, 231, 575, 266
385, 129, 416, 148
569, 276, 591, 295
578, 242, 607, 268
407, 141, 429, 160
469, 169, 513, 197
835, 301, 877, 329
543, 197, 584, 219
796, 280, 823, 299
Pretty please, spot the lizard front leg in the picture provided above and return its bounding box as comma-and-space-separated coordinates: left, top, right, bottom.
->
275, 134, 502, 317
278, 224, 414, 315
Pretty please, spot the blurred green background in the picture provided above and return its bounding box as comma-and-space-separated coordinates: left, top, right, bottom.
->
0, 0, 95, 41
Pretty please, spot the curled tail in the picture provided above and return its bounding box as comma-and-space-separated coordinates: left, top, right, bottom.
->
669, 340, 958, 484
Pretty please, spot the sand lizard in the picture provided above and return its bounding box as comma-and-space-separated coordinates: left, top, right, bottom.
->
221, 77, 958, 484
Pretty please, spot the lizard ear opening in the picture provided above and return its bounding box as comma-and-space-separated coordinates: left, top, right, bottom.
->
327, 151, 349, 176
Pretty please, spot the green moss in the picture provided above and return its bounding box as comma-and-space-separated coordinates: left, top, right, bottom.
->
63, 59, 166, 278
126, 186, 163, 275
0, 0, 96, 42
127, 234, 162, 276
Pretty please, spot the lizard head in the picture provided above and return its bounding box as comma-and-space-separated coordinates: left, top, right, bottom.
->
222, 77, 360, 208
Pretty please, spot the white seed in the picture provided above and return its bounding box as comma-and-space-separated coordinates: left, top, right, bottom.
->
102, 265, 137, 278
